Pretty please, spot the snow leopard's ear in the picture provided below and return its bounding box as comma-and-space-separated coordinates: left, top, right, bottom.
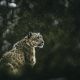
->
28, 32, 32, 38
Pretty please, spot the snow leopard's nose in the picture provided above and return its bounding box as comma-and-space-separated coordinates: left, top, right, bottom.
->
41, 40, 44, 45
42, 41, 44, 43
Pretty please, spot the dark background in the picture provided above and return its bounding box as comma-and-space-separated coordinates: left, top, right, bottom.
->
0, 0, 80, 80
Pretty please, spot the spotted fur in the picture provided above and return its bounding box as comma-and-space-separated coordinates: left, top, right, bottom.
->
0, 32, 44, 76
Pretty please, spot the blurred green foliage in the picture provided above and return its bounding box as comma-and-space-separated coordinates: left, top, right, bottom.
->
0, 0, 80, 79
